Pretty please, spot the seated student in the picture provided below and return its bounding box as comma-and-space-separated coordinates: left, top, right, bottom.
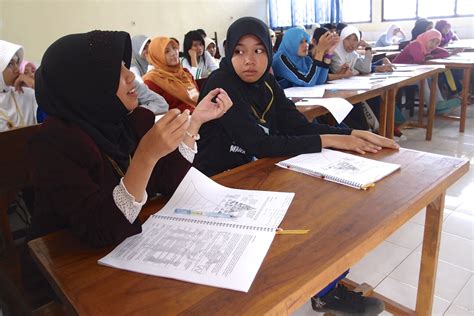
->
312, 27, 351, 80
272, 27, 338, 88
375, 24, 406, 47
268, 28, 277, 48
181, 30, 219, 79
194, 17, 396, 314
130, 35, 151, 82
411, 18, 434, 41
26, 30, 232, 248
399, 18, 433, 50
204, 37, 220, 63
435, 20, 459, 47
332, 26, 395, 75
144, 37, 199, 112
331, 25, 372, 76
393, 29, 460, 113
19, 60, 37, 80
0, 40, 38, 131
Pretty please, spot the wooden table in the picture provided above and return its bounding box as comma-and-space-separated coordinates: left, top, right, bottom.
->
387, 65, 446, 140
425, 52, 474, 133
29, 149, 468, 315
446, 39, 474, 52
321, 65, 445, 139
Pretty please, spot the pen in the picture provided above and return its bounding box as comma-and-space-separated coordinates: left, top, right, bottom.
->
276, 228, 310, 235
174, 208, 236, 218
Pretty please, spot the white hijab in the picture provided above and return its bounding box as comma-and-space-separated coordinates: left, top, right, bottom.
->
0, 40, 37, 131
334, 25, 360, 70
0, 40, 24, 91
386, 24, 402, 44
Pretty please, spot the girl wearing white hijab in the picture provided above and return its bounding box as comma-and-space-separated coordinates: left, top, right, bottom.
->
375, 24, 406, 47
0, 40, 38, 131
331, 25, 372, 76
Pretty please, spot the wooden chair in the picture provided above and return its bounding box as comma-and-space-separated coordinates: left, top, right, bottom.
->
0, 124, 41, 249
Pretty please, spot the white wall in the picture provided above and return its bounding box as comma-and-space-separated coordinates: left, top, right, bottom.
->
0, 0, 268, 63
351, 0, 474, 41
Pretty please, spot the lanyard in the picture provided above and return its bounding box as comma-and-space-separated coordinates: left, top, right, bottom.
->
250, 81, 274, 124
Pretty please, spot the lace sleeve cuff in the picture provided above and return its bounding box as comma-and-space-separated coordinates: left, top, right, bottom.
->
179, 141, 198, 163
113, 177, 148, 224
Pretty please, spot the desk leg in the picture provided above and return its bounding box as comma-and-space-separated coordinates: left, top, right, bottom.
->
380, 90, 388, 137
416, 193, 445, 315
385, 89, 396, 139
459, 67, 471, 133
418, 79, 425, 126
426, 74, 438, 141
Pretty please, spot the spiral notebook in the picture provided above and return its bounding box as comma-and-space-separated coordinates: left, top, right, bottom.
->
277, 149, 401, 190
99, 167, 295, 292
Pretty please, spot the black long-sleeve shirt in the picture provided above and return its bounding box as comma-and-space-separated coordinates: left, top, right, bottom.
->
195, 70, 351, 176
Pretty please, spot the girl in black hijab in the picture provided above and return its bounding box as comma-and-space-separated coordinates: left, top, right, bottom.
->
28, 30, 231, 247
195, 17, 398, 177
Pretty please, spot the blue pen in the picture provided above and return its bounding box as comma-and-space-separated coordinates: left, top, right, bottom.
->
174, 208, 236, 218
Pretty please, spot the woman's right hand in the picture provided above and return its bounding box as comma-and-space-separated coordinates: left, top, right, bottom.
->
321, 131, 399, 155
337, 64, 353, 78
136, 109, 190, 166
188, 49, 198, 67
321, 134, 382, 154
318, 32, 337, 52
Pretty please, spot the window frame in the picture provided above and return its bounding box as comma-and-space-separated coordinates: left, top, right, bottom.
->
343, 0, 373, 24
382, 0, 474, 22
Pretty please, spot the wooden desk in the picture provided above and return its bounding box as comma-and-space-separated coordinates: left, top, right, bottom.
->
425, 52, 474, 133
446, 39, 474, 52
387, 65, 446, 140
323, 81, 396, 137
29, 149, 468, 315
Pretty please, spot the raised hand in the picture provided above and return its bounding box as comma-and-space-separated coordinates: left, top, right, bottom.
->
188, 49, 198, 67
13, 74, 35, 93
192, 88, 233, 126
137, 109, 190, 165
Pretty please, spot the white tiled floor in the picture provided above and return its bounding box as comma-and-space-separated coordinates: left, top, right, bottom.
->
294, 104, 474, 315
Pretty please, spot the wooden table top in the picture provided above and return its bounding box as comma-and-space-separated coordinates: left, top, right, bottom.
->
426, 52, 474, 67
29, 148, 469, 315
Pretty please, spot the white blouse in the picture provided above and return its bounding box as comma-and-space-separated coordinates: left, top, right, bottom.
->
112, 141, 197, 223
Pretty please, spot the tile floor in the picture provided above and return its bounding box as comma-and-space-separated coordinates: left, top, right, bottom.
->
294, 105, 474, 315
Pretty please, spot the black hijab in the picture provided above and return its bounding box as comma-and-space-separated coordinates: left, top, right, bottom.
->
200, 17, 276, 120
35, 30, 134, 170
412, 18, 433, 40
219, 16, 273, 83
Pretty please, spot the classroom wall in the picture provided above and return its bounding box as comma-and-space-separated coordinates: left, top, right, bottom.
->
351, 0, 474, 41
0, 0, 268, 63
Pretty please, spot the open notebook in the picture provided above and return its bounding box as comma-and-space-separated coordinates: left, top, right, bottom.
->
277, 149, 401, 190
99, 167, 294, 292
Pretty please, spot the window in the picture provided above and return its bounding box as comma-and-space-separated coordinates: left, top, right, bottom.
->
382, 0, 473, 21
383, 0, 417, 20
457, 0, 474, 15
341, 0, 372, 23
269, 0, 342, 29
418, 0, 455, 17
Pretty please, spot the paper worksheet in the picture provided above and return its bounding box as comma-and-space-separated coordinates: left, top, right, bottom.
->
284, 85, 326, 98
99, 167, 295, 292
326, 79, 373, 90
294, 97, 353, 123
